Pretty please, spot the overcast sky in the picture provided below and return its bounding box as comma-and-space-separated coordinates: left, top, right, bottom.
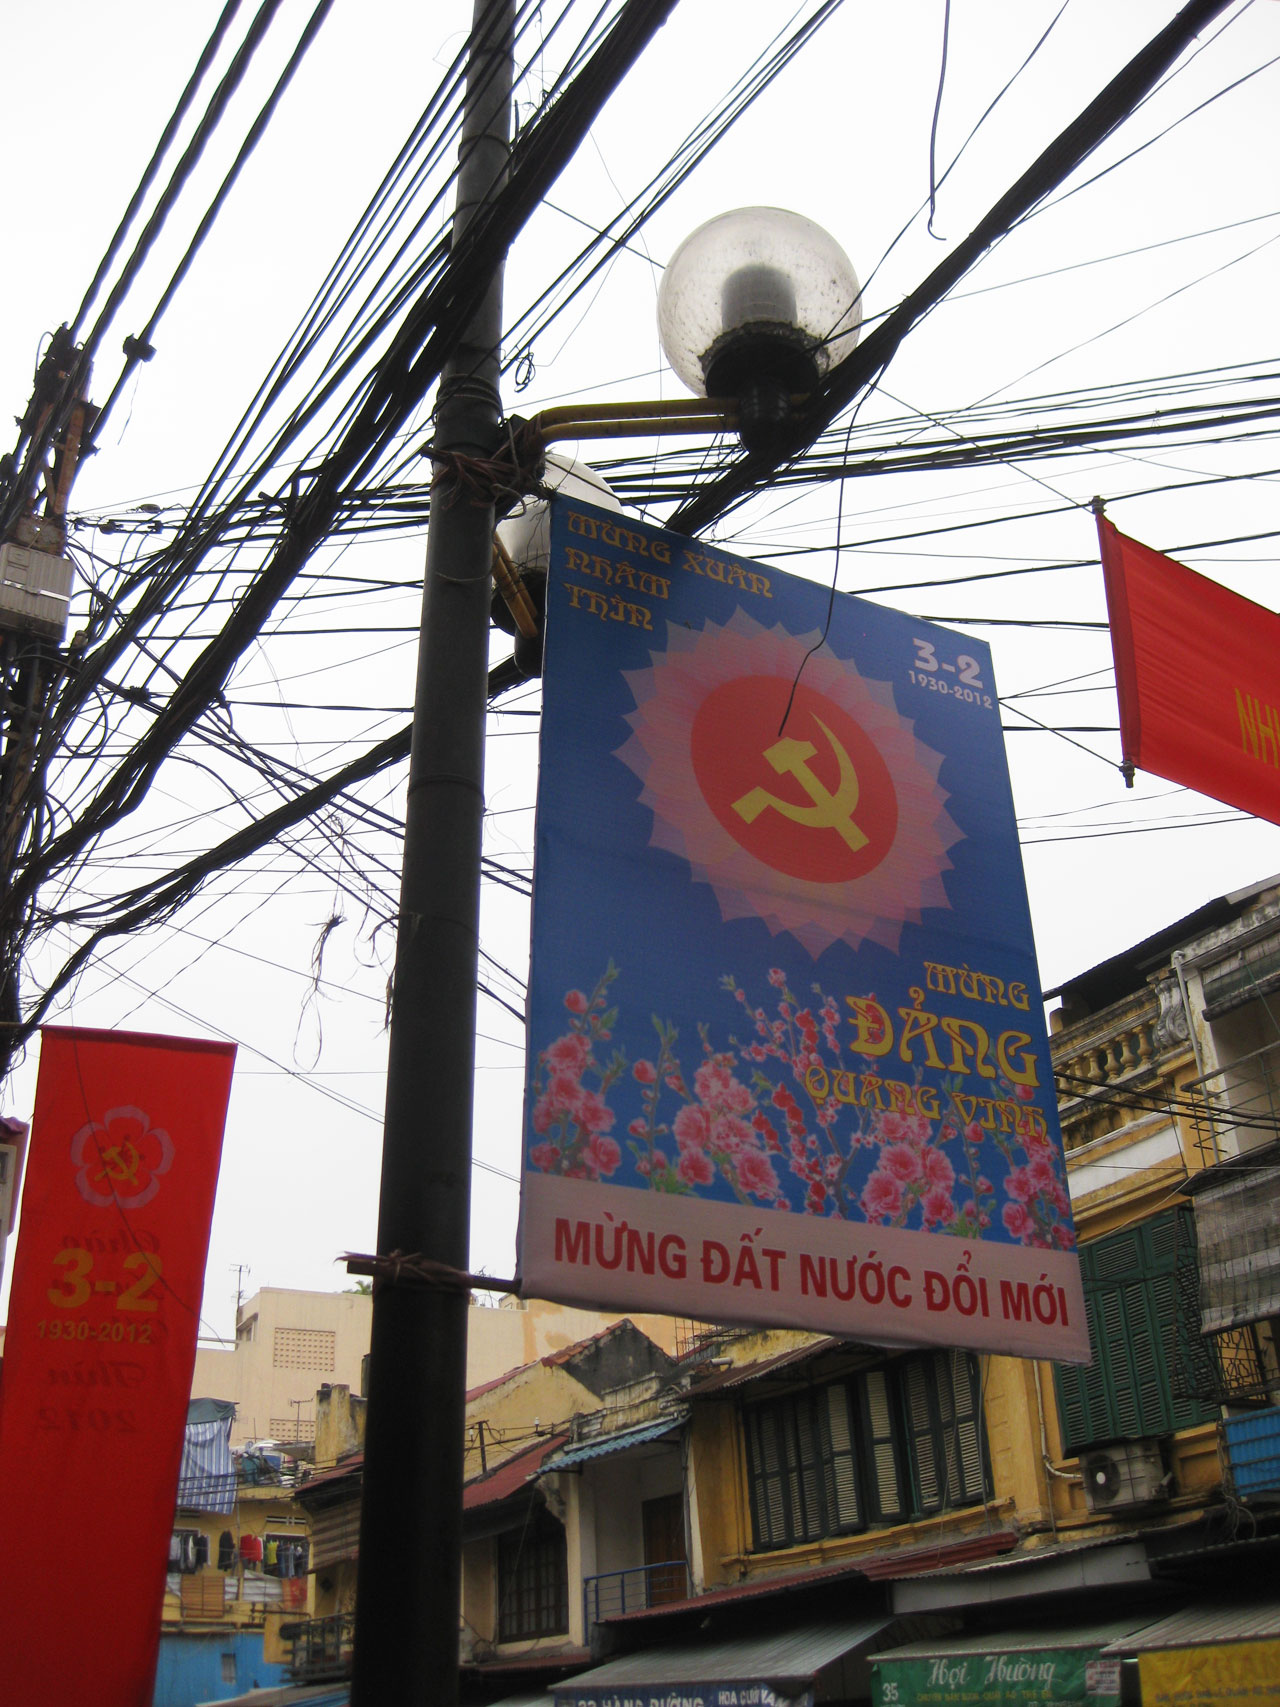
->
2, 0, 1278, 1338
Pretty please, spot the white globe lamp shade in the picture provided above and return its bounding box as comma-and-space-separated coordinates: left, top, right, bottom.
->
496, 452, 622, 577
493, 454, 623, 676
657, 207, 862, 450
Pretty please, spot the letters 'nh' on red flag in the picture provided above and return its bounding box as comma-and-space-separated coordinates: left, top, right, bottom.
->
1098, 513, 1280, 827
0, 1027, 235, 1707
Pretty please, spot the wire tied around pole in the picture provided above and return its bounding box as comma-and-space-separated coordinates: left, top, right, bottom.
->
420, 413, 546, 513
343, 1249, 521, 1296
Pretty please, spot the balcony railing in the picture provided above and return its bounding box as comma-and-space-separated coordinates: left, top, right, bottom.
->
584, 1559, 690, 1628
288, 1611, 356, 1681
1183, 1038, 1280, 1165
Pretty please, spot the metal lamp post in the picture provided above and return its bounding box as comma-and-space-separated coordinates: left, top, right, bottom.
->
350, 170, 860, 1704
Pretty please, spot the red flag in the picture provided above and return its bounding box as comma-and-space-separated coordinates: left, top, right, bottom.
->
1098, 514, 1280, 824
0, 1028, 235, 1705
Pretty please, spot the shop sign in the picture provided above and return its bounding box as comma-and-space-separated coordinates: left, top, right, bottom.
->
872, 1646, 1121, 1703
1138, 1638, 1280, 1704
521, 499, 1086, 1359
559, 1688, 807, 1707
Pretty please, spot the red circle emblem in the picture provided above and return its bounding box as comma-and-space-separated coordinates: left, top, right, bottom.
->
690, 675, 898, 883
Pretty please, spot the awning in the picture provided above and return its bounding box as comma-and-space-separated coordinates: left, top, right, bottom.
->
890, 1534, 1151, 1614
547, 1416, 682, 1469
870, 1617, 1158, 1707
552, 1616, 894, 1707
1101, 1601, 1280, 1706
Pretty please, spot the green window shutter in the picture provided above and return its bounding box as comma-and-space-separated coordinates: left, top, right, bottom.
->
1055, 1245, 1109, 1456
795, 1392, 830, 1542
903, 1356, 944, 1515
859, 1368, 904, 1525
1052, 1207, 1219, 1455
1167, 1212, 1221, 1428
899, 1353, 988, 1516
745, 1402, 788, 1548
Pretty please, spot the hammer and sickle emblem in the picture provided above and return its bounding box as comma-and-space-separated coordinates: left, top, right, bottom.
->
93, 1141, 142, 1187
731, 717, 869, 852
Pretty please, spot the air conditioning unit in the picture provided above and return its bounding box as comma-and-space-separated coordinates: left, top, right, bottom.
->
1081, 1439, 1170, 1512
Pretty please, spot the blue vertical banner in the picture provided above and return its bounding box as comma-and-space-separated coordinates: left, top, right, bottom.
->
519, 499, 1087, 1361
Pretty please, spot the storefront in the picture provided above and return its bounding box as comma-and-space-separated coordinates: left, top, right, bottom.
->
1100, 1600, 1280, 1706
552, 1614, 898, 1707
867, 1618, 1157, 1706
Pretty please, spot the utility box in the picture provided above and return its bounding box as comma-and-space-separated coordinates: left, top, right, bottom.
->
0, 541, 74, 641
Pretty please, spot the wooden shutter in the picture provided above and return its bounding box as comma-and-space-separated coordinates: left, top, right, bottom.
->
1053, 1208, 1219, 1455
821, 1382, 862, 1531
859, 1367, 904, 1524
745, 1402, 789, 1549
1155, 1211, 1221, 1429
903, 1356, 943, 1514
791, 1392, 826, 1543
942, 1352, 987, 1503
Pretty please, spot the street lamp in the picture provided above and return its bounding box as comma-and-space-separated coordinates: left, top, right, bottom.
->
491, 209, 863, 650
657, 206, 862, 451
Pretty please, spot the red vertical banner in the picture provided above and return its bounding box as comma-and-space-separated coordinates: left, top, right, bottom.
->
0, 1027, 235, 1705
1098, 513, 1280, 824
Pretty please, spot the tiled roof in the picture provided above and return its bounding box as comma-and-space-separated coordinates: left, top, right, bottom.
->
463, 1433, 568, 1510
683, 1336, 843, 1396
296, 1452, 364, 1495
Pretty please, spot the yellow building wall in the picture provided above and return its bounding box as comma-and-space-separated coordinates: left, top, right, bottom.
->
163, 1485, 311, 1628
193, 1289, 681, 1450
465, 1361, 597, 1480
683, 1333, 1051, 1586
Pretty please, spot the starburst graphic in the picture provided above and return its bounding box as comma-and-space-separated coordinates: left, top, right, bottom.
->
615, 610, 962, 957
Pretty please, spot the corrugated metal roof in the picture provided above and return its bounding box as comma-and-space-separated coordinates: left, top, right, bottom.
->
1103, 1601, 1280, 1653
203, 1687, 349, 1707
872, 1615, 1163, 1662
548, 1416, 682, 1468
463, 1433, 568, 1509
553, 1617, 894, 1696
891, 1529, 1141, 1582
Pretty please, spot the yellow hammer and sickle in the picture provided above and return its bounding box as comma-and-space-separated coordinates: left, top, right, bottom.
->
93, 1142, 141, 1186
731, 717, 869, 852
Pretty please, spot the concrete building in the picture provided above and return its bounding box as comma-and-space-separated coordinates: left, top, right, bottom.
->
193, 1286, 681, 1449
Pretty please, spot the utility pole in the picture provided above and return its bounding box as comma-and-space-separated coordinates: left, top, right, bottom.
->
349, 2, 514, 1702
0, 329, 91, 1081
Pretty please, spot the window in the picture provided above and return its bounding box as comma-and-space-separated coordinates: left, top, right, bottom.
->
220, 1655, 237, 1686
271, 1327, 335, 1371
1054, 1206, 1220, 1455
743, 1351, 987, 1551
497, 1508, 568, 1641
